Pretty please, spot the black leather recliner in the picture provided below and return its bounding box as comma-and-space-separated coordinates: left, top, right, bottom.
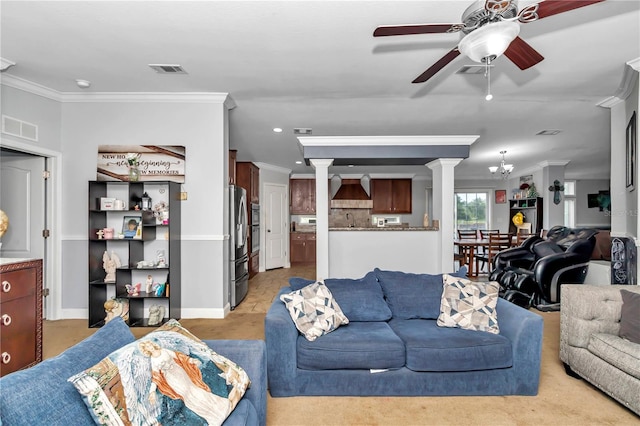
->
493, 227, 598, 310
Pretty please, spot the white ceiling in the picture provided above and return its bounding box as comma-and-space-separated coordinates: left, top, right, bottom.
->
2, 1, 639, 180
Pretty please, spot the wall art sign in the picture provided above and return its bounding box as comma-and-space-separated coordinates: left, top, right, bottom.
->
97, 145, 185, 183
494, 189, 506, 204
626, 111, 636, 191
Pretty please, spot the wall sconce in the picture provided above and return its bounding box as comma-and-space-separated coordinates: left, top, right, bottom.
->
548, 180, 565, 205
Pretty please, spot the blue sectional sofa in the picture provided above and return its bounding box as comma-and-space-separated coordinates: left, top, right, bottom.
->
0, 318, 267, 426
266, 269, 543, 397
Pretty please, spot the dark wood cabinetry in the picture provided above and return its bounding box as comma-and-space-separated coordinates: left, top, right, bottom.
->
371, 179, 412, 214
508, 197, 543, 235
88, 181, 181, 328
290, 179, 316, 214
290, 232, 316, 264
0, 259, 42, 377
237, 162, 259, 205
237, 162, 260, 278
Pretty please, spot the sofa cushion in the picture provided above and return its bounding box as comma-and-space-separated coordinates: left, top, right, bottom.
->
619, 289, 640, 344
0, 317, 135, 426
288, 276, 316, 291
296, 322, 406, 370
280, 281, 349, 341
324, 271, 392, 321
588, 332, 640, 380
389, 318, 512, 372
374, 268, 458, 319
437, 275, 500, 334
68, 319, 251, 426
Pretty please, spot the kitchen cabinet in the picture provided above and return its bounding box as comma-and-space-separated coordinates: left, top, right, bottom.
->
290, 179, 316, 214
371, 179, 412, 214
237, 162, 259, 205
0, 259, 42, 377
508, 197, 543, 235
290, 232, 316, 264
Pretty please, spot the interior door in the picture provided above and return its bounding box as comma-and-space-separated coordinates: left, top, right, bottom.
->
265, 183, 286, 270
0, 151, 46, 261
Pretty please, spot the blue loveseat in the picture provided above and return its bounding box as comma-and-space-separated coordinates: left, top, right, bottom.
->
0, 318, 267, 426
266, 268, 543, 397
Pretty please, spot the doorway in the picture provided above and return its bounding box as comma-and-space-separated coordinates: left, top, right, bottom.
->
0, 140, 61, 319
264, 183, 287, 270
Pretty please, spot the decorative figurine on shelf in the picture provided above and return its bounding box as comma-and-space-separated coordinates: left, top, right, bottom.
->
148, 305, 165, 326
156, 250, 166, 267
146, 275, 154, 294
126, 282, 141, 296
104, 297, 129, 323
96, 229, 105, 239
153, 201, 169, 225
103, 250, 121, 283
527, 182, 538, 198
154, 282, 166, 297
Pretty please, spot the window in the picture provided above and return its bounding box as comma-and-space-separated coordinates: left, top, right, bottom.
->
455, 192, 489, 231
564, 180, 576, 227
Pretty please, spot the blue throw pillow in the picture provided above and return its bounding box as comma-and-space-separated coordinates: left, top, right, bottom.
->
374, 268, 447, 319
324, 271, 392, 321
0, 317, 135, 426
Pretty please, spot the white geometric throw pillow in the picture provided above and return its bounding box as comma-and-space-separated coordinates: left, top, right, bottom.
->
437, 274, 500, 334
280, 281, 349, 341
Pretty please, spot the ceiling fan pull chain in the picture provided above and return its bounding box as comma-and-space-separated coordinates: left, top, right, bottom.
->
485, 57, 493, 101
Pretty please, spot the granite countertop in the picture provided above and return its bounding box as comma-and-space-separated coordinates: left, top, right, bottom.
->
329, 226, 439, 231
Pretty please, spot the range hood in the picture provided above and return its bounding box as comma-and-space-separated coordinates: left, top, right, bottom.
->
330, 178, 373, 209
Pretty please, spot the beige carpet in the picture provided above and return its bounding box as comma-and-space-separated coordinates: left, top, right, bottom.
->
44, 266, 638, 425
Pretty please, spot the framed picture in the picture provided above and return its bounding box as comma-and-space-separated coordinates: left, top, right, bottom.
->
626, 111, 636, 191
122, 216, 141, 239
495, 189, 507, 204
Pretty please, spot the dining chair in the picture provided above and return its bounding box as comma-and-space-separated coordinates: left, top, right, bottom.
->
479, 229, 500, 254
516, 230, 533, 246
455, 230, 478, 268
475, 233, 512, 274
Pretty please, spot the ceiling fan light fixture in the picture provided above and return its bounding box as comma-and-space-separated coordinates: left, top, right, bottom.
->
458, 21, 520, 63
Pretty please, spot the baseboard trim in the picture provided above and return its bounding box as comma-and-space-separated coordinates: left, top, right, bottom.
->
181, 307, 228, 319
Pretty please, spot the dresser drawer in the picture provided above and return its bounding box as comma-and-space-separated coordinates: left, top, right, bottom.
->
0, 294, 37, 376
0, 268, 36, 303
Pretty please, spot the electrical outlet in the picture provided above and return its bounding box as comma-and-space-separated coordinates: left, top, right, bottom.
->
179, 192, 187, 201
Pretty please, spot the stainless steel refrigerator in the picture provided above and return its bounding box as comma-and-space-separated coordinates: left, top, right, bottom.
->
229, 185, 249, 309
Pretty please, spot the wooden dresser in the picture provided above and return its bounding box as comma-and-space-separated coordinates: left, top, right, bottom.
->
0, 258, 43, 377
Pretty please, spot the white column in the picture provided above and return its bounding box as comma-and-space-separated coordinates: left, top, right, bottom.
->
310, 159, 333, 281
427, 158, 463, 273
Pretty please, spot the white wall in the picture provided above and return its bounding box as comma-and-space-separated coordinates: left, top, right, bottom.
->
59, 95, 232, 318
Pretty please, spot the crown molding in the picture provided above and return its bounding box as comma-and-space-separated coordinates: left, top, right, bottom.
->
0, 74, 235, 107
538, 160, 570, 168
597, 57, 640, 108
253, 162, 291, 175
298, 135, 479, 147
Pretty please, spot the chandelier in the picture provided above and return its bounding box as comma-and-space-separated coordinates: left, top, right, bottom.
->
489, 150, 514, 179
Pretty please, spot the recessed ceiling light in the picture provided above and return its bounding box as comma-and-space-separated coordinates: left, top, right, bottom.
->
75, 79, 91, 89
273, 127, 283, 133
348, 165, 355, 168
295, 161, 302, 164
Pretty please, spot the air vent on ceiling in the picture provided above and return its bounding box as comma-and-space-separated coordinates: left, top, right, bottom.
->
456, 65, 493, 75
294, 128, 313, 135
536, 130, 562, 136
148, 64, 187, 74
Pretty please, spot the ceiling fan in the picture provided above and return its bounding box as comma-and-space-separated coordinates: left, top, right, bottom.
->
373, 0, 605, 84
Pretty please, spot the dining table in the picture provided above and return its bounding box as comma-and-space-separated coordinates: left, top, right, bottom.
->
453, 238, 489, 277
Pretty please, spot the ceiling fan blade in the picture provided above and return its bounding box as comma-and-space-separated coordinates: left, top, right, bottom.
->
524, 0, 604, 21
373, 23, 463, 37
504, 37, 544, 70
412, 48, 461, 83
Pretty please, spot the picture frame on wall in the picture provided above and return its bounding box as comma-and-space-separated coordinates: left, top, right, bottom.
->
627, 111, 636, 191
495, 189, 507, 204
